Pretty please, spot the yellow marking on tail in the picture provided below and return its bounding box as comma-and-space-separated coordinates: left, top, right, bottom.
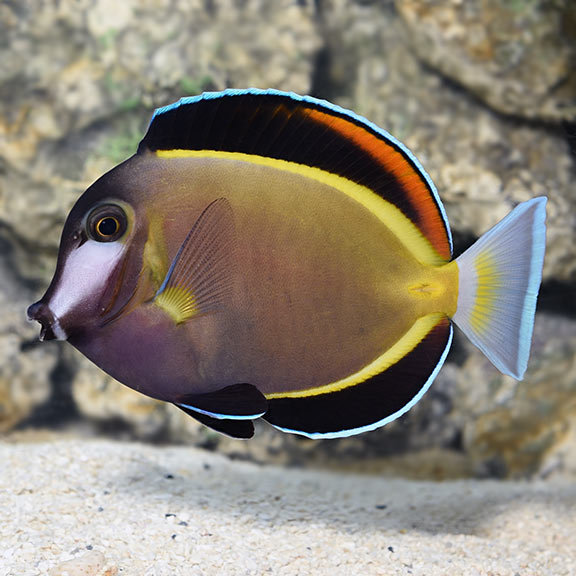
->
471, 251, 501, 334
407, 260, 459, 318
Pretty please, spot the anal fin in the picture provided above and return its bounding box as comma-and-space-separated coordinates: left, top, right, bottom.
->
264, 316, 453, 439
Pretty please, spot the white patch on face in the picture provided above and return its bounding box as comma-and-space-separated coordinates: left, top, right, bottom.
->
48, 240, 125, 325
49, 317, 68, 341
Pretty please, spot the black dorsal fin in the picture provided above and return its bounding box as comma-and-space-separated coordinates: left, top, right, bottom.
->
139, 89, 452, 260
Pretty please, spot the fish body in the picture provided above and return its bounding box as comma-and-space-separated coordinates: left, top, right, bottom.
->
28, 89, 547, 439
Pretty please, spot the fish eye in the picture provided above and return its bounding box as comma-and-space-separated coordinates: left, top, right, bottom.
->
87, 204, 128, 242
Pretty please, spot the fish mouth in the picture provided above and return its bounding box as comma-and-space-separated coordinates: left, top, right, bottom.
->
26, 301, 68, 341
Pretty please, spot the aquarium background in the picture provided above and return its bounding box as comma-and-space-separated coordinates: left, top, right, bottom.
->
1, 0, 575, 480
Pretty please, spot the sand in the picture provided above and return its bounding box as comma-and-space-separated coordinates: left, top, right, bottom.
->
1, 438, 574, 576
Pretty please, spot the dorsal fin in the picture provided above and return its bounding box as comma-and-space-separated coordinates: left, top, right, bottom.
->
139, 89, 452, 260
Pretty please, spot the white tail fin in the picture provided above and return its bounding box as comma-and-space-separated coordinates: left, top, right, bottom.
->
453, 197, 547, 379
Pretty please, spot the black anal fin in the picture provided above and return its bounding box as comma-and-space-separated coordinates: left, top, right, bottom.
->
177, 383, 268, 419
155, 197, 237, 324
176, 404, 255, 439
264, 317, 453, 439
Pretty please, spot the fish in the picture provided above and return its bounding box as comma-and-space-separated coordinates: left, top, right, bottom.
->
27, 89, 547, 440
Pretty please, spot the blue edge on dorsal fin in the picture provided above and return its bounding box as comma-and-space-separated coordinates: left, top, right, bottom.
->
148, 88, 453, 254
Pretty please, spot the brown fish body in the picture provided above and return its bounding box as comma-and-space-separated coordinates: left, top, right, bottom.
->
28, 90, 546, 439
72, 153, 457, 401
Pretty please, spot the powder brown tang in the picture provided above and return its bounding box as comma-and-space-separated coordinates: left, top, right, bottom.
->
27, 89, 547, 439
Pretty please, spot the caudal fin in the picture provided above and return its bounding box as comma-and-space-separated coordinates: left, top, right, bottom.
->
453, 197, 547, 380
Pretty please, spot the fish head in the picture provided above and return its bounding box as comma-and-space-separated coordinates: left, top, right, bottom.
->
27, 158, 152, 343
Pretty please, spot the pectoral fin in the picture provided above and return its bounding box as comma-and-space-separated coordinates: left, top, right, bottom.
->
155, 197, 237, 323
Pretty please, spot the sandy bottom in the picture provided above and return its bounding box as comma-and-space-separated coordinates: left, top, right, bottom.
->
1, 438, 575, 576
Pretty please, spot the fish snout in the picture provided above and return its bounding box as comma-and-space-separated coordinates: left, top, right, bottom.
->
27, 301, 67, 341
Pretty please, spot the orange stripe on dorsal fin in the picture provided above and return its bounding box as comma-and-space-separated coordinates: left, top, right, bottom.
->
306, 107, 452, 260
140, 89, 452, 260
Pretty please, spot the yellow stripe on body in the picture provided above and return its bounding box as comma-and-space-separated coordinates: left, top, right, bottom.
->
155, 149, 446, 267
266, 313, 446, 399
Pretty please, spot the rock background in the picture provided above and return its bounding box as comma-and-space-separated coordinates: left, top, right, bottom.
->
1, 0, 575, 479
